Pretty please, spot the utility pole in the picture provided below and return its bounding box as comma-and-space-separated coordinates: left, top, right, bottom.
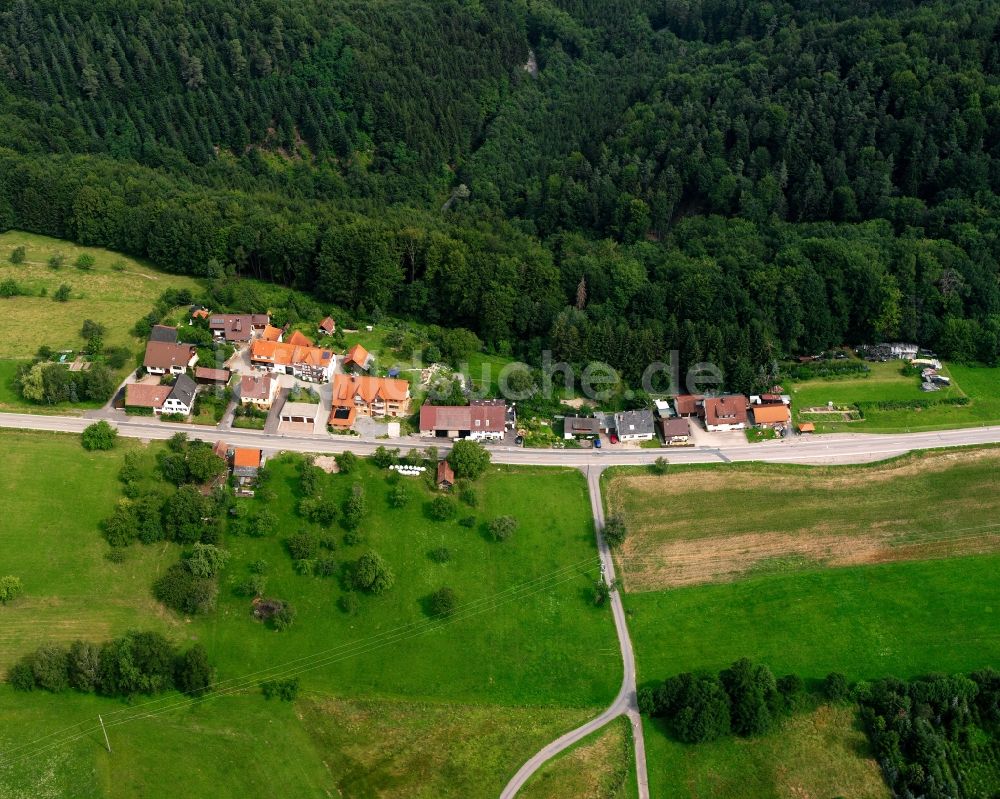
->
98, 715, 111, 754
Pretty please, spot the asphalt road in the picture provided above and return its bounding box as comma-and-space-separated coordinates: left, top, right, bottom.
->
3, 412, 1000, 467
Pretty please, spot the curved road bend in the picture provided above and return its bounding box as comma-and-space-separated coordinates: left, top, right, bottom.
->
499, 466, 648, 799
1, 412, 1000, 467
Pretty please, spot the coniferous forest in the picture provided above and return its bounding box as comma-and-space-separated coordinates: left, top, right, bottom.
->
2, 0, 1000, 390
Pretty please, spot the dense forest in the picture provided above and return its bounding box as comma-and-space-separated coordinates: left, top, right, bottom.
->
1, 0, 1000, 390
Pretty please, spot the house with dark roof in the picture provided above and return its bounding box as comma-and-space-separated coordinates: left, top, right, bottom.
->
149, 325, 179, 344
194, 366, 230, 385
673, 394, 704, 417
161, 374, 197, 416
209, 314, 270, 343
562, 415, 604, 439
613, 409, 655, 442
239, 374, 278, 409
419, 403, 506, 441
144, 341, 197, 375
701, 395, 748, 431
657, 417, 691, 445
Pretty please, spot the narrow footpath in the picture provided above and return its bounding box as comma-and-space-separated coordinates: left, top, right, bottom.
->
499, 466, 649, 799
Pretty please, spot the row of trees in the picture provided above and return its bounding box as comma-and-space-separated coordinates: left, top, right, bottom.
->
9, 630, 213, 698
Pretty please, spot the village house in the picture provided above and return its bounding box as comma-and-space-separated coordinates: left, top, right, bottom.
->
194, 366, 231, 385
124, 383, 171, 413
318, 316, 336, 336
285, 330, 314, 347
239, 374, 278, 409
329, 374, 411, 429
160, 374, 197, 416
673, 394, 704, 417
657, 417, 691, 445
562, 415, 604, 439
701, 395, 748, 431
249, 339, 336, 383
343, 343, 374, 372
613, 409, 656, 442
259, 324, 284, 343
751, 403, 790, 428
144, 341, 197, 376
419, 402, 506, 441
209, 314, 270, 343
149, 324, 179, 344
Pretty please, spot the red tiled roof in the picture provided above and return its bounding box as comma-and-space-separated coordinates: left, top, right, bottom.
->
239, 374, 274, 401
673, 394, 704, 415
250, 339, 334, 370
260, 324, 283, 342
331, 374, 409, 405
286, 330, 314, 347
419, 404, 505, 433
319, 316, 336, 333
702, 395, 748, 426
194, 367, 230, 382
233, 448, 261, 469
343, 343, 371, 369
125, 383, 170, 408
752, 404, 790, 425
437, 460, 455, 485
327, 404, 357, 428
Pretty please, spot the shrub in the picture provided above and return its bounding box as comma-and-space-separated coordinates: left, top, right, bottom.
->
234, 574, 267, 598
388, 483, 409, 508
30, 645, 71, 692
53, 283, 71, 301
720, 658, 778, 737
0, 575, 23, 603
154, 563, 218, 615
488, 515, 518, 541
823, 672, 851, 702
9, 245, 25, 264
75, 253, 96, 270
98, 630, 176, 696
339, 592, 360, 615
315, 556, 337, 577
175, 644, 214, 697
343, 483, 367, 529
592, 579, 610, 606
352, 551, 395, 595
111, 259, 126, 272
8, 661, 36, 691
429, 495, 456, 521
429, 547, 451, 563
603, 515, 627, 548
272, 602, 297, 630
248, 558, 268, 574
457, 481, 478, 507
286, 532, 318, 560
371, 445, 399, 468
67, 640, 101, 692
653, 672, 732, 743
0, 278, 21, 297
261, 677, 299, 701
650, 456, 669, 475
47, 254, 65, 269
81, 420, 117, 451
428, 587, 458, 618
293, 558, 315, 576
335, 451, 358, 473
458, 515, 476, 528
105, 548, 127, 563
185, 543, 230, 578
343, 529, 362, 546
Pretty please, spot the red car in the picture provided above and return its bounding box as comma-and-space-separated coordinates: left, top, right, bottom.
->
609, 433, 619, 444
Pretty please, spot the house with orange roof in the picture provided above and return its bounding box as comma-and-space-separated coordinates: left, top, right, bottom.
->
329, 373, 410, 428
318, 316, 336, 336
343, 343, 373, 372
249, 339, 335, 383
259, 324, 284, 342
285, 330, 314, 347
232, 447, 263, 486
125, 382, 171, 413
751, 403, 790, 428
700, 395, 749, 431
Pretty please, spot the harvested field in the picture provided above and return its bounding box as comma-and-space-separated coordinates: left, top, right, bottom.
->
607, 448, 1000, 591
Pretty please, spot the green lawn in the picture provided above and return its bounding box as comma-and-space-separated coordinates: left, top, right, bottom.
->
643, 705, 888, 799
789, 360, 1000, 432
0, 431, 619, 797
0, 358, 24, 406
0, 231, 202, 358
625, 554, 1000, 685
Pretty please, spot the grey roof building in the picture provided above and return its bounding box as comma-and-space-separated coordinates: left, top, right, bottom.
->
613, 409, 655, 440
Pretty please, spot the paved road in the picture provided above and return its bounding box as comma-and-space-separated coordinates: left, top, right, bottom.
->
3, 412, 999, 467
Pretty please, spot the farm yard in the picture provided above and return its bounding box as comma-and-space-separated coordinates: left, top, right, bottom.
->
0, 431, 619, 799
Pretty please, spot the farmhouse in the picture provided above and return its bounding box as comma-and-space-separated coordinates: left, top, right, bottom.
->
343, 343, 374, 372
318, 316, 336, 336
752, 403, 790, 427
673, 394, 704, 417
657, 417, 691, 445
125, 383, 170, 413
239, 374, 278, 409
563, 415, 603, 439
249, 339, 336, 383
331, 374, 411, 424
161, 374, 197, 416
701, 395, 748, 431
194, 366, 230, 385
144, 341, 197, 376
209, 314, 270, 343
149, 324, 179, 343
419, 403, 506, 441
613, 409, 655, 442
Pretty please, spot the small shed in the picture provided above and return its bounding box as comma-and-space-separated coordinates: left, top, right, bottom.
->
436, 459, 455, 490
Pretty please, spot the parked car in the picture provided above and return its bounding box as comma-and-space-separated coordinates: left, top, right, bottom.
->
593, 438, 602, 448
609, 434, 619, 444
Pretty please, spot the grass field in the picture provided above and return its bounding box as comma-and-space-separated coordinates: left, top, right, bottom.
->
520, 716, 634, 799
643, 705, 888, 799
790, 360, 1000, 432
625, 553, 1000, 683
0, 231, 202, 358
0, 431, 619, 797
606, 448, 1000, 590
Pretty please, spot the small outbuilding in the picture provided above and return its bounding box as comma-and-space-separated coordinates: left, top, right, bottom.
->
436, 459, 455, 490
